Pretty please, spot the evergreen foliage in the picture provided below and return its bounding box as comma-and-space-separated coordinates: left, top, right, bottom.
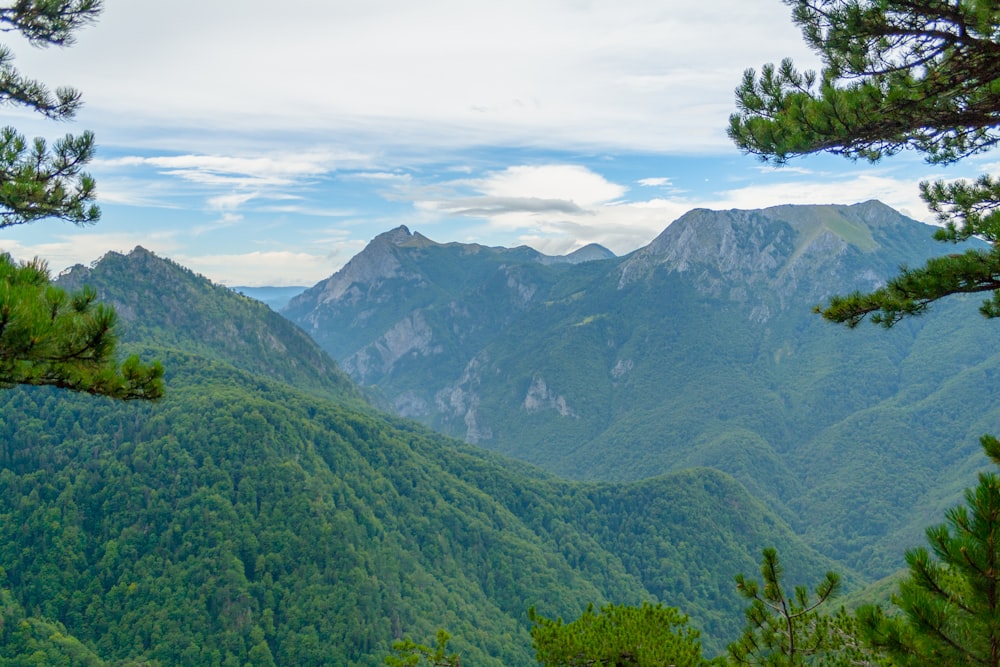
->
730, 1, 1000, 326
0, 584, 109, 666
0, 1, 161, 398
56, 247, 352, 404
857, 435, 1000, 666
728, 549, 846, 666
529, 601, 709, 667
0, 0, 101, 225
0, 253, 162, 399
385, 630, 461, 667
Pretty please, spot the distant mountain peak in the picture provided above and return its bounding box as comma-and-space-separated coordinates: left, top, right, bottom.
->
559, 243, 616, 264
374, 225, 437, 248
616, 201, 945, 315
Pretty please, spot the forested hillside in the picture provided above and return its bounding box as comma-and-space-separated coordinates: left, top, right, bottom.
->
283, 201, 997, 578
0, 248, 837, 664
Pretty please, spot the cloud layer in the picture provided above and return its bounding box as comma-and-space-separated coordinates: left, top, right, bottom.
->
0, 2, 990, 286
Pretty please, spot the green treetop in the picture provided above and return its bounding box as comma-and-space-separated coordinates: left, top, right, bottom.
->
529, 602, 709, 667
0, 0, 162, 399
730, 1, 1000, 327
728, 549, 839, 666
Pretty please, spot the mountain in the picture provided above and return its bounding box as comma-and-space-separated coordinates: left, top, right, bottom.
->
57, 247, 360, 406
282, 201, 999, 578
0, 247, 838, 664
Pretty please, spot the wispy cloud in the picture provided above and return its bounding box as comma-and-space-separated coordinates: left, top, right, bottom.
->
638, 177, 672, 187
208, 192, 259, 210
96, 151, 360, 187
432, 196, 589, 217
16, 1, 816, 154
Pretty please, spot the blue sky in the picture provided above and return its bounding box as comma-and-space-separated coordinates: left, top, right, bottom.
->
0, 0, 991, 286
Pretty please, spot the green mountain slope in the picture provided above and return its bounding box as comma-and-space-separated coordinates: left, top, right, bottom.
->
57, 247, 362, 406
282, 201, 997, 579
0, 248, 836, 664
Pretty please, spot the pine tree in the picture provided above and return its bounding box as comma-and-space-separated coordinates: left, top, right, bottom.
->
0, 1, 162, 399
728, 548, 842, 666
528, 602, 708, 667
857, 435, 1000, 666
729, 1, 1000, 327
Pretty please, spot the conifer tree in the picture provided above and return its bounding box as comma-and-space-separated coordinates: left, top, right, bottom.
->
0, 0, 162, 399
728, 548, 840, 666
528, 602, 708, 667
857, 435, 1000, 666
729, 1, 1000, 327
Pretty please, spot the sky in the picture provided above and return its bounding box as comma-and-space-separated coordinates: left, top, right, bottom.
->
0, 0, 993, 287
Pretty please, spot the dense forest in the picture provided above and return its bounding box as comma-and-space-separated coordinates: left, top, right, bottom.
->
0, 249, 839, 665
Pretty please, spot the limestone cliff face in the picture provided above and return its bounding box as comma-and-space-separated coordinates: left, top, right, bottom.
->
343, 310, 442, 383
283, 201, 961, 464
617, 201, 933, 320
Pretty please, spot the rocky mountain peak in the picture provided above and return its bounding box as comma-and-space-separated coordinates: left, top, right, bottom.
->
615, 201, 941, 317
286, 230, 427, 314
618, 207, 798, 289
375, 225, 413, 243
372, 225, 437, 248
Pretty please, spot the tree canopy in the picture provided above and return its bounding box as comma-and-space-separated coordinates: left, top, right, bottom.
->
728, 549, 842, 666
0, 0, 162, 399
730, 0, 1000, 327
529, 602, 708, 667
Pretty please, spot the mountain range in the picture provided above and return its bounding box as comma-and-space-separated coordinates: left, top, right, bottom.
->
3, 199, 995, 664
282, 200, 999, 579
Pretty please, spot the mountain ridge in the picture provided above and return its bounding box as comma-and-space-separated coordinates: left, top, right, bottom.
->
57, 246, 362, 405
281, 200, 995, 579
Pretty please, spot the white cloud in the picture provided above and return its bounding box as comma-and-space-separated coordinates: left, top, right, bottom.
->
755, 165, 816, 175
96, 151, 359, 187
474, 165, 627, 206
710, 173, 935, 221
412, 164, 681, 254
89, 149, 373, 221
0, 231, 182, 273
638, 177, 672, 187
348, 172, 413, 182
172, 251, 336, 287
